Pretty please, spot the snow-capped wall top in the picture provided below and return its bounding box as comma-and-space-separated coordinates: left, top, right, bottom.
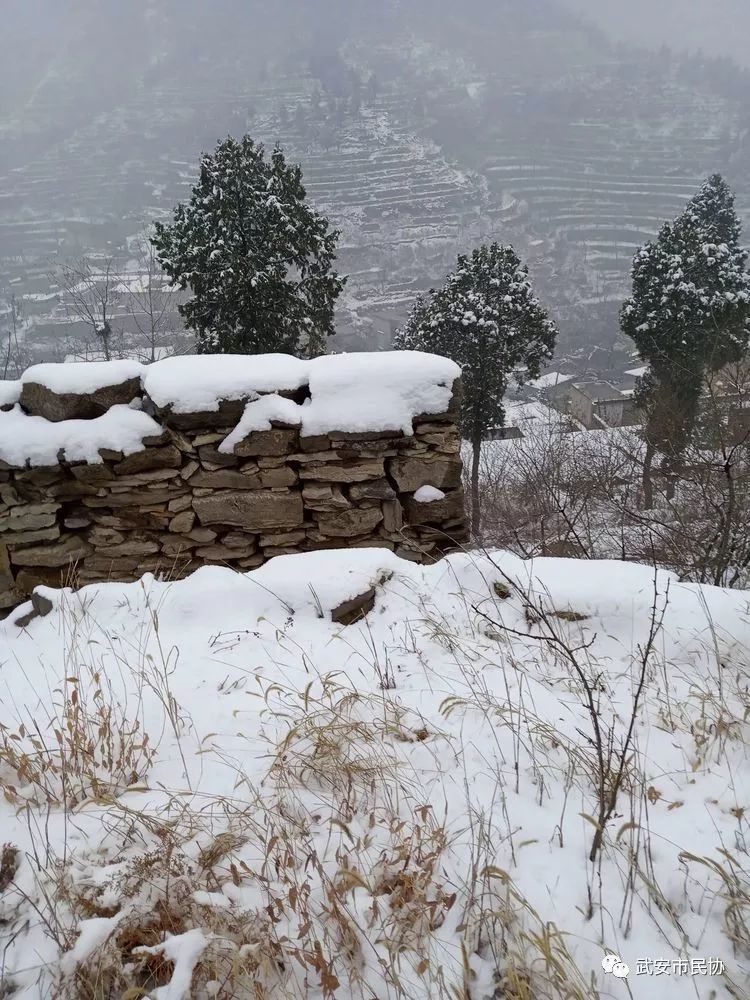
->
142, 351, 461, 433
216, 351, 461, 447
21, 360, 145, 394
142, 354, 310, 412
303, 352, 460, 436
0, 405, 162, 468
0, 350, 461, 467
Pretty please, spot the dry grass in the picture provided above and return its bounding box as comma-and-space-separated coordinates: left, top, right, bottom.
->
1, 571, 748, 998
0, 665, 154, 809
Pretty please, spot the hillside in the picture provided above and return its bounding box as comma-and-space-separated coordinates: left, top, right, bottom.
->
0, 548, 747, 996
2, 1, 749, 361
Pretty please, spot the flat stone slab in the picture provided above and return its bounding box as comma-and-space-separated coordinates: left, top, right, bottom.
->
193, 490, 304, 532
9, 535, 92, 568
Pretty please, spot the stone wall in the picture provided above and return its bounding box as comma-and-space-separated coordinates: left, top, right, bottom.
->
0, 354, 468, 614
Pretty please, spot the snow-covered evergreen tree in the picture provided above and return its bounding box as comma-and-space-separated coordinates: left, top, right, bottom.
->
394, 243, 557, 536
152, 136, 346, 357
621, 174, 750, 505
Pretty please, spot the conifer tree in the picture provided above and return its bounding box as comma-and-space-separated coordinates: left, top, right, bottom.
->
152, 136, 345, 357
621, 175, 750, 506
394, 243, 557, 536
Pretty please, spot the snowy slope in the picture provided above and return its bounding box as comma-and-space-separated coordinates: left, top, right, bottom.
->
0, 549, 748, 998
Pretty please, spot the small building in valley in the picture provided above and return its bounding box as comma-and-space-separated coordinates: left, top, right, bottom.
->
549, 379, 639, 430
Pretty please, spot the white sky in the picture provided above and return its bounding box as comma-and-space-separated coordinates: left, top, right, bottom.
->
562, 0, 750, 67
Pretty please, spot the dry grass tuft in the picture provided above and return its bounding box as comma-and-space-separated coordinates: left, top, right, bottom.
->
0, 668, 154, 808
0, 843, 19, 893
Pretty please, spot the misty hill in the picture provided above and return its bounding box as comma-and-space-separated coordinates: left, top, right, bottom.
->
1, 0, 749, 361
563, 0, 750, 68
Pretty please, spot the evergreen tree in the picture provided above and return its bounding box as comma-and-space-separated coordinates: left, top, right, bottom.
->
151, 136, 345, 357
621, 174, 750, 506
394, 243, 557, 536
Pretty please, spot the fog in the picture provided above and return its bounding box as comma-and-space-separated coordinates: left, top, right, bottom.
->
562, 0, 750, 66
2, 0, 749, 366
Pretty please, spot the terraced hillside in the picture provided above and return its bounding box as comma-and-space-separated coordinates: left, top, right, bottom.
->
422, 58, 748, 349
1, 0, 749, 363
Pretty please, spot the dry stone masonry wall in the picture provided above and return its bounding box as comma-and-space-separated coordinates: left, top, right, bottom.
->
0, 352, 468, 613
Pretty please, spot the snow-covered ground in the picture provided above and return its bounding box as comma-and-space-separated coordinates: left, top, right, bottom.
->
1, 548, 748, 998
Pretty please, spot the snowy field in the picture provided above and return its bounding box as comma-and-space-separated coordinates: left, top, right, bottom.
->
1, 548, 749, 998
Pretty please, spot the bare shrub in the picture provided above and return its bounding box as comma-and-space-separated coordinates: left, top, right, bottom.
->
474, 377, 750, 588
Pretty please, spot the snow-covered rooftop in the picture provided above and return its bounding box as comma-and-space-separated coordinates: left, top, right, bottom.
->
527, 371, 570, 390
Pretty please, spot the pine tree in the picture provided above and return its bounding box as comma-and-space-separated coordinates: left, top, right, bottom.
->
621, 174, 750, 506
394, 243, 557, 536
151, 136, 346, 357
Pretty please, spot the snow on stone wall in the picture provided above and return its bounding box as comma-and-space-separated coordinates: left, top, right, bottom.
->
0, 353, 468, 612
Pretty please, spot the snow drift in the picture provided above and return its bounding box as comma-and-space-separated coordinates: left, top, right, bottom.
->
0, 548, 748, 997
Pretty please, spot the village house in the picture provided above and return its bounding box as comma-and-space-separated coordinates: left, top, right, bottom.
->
547, 379, 639, 430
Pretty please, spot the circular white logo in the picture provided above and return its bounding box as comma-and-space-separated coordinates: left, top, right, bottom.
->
602, 953, 630, 979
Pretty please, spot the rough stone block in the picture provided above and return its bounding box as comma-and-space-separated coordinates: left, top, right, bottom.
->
382, 500, 404, 534
12, 589, 55, 628
0, 540, 13, 589
104, 540, 161, 558
69, 463, 114, 483
149, 398, 247, 431
197, 445, 240, 468
0, 485, 21, 508
191, 432, 227, 447
168, 495, 193, 513
221, 532, 259, 549
404, 489, 466, 526
187, 527, 218, 543
63, 515, 92, 530
315, 507, 383, 538
298, 459, 384, 483
169, 511, 196, 534
161, 537, 196, 558
4, 526, 61, 549
194, 544, 245, 561
301, 484, 351, 511
0, 503, 60, 533
299, 434, 331, 453
193, 490, 304, 532
114, 446, 182, 475
230, 428, 299, 457
14, 566, 70, 594
259, 529, 306, 548
20, 376, 142, 422
110, 469, 181, 488
331, 587, 376, 626
88, 527, 126, 547
388, 454, 462, 493
9, 536, 92, 568
180, 460, 200, 481
348, 479, 397, 503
